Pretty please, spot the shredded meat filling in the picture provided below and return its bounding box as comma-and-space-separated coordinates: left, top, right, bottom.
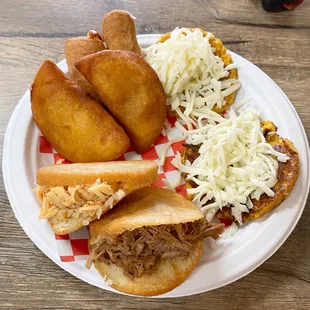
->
87, 219, 224, 279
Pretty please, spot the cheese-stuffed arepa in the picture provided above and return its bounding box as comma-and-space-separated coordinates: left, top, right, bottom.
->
145, 27, 240, 115
179, 117, 299, 224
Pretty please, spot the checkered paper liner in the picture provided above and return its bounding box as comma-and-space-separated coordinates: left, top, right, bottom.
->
38, 115, 187, 262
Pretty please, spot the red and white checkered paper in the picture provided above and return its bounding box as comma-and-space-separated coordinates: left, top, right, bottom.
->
38, 115, 187, 262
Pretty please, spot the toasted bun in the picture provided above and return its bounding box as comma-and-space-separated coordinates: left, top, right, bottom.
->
36, 160, 157, 187
89, 187, 204, 239
38, 161, 158, 235
49, 216, 86, 235
94, 241, 203, 296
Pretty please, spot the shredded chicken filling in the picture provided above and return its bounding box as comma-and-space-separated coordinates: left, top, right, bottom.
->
87, 219, 224, 279
35, 179, 125, 224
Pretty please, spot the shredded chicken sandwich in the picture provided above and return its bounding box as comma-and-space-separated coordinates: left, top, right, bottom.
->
34, 161, 158, 235
35, 179, 125, 226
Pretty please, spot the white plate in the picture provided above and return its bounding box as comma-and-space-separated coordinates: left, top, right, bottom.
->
3, 34, 310, 298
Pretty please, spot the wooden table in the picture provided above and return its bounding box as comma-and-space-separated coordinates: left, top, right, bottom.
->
1, 1, 309, 309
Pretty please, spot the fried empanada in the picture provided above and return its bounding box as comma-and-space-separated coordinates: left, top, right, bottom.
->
102, 10, 141, 55
75, 50, 166, 153
64, 30, 105, 100
31, 60, 130, 162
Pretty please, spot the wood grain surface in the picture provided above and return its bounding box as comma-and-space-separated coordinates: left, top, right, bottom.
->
0, 0, 310, 309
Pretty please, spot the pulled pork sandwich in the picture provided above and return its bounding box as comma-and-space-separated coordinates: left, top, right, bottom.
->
86, 187, 224, 296
34, 161, 158, 235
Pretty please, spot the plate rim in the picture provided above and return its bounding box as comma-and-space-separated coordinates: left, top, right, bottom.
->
3, 34, 310, 298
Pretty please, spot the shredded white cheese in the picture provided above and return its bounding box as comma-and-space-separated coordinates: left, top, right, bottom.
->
159, 135, 187, 166
171, 108, 290, 224
162, 178, 176, 192
221, 222, 239, 239
55, 158, 65, 165
161, 118, 172, 137
162, 172, 182, 192
145, 28, 241, 114
145, 27, 289, 225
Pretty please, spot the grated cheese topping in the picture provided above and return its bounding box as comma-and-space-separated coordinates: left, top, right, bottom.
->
145, 27, 241, 114
145, 27, 289, 225
171, 108, 290, 224
221, 222, 239, 239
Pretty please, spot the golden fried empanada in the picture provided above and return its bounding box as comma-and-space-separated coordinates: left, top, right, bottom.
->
75, 50, 166, 153
31, 60, 130, 162
64, 30, 105, 100
102, 10, 141, 55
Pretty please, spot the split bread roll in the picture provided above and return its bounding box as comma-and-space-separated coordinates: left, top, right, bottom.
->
94, 242, 203, 297
64, 30, 105, 100
34, 161, 158, 235
87, 187, 224, 296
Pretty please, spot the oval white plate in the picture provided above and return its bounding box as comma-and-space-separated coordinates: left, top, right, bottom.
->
3, 34, 310, 298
